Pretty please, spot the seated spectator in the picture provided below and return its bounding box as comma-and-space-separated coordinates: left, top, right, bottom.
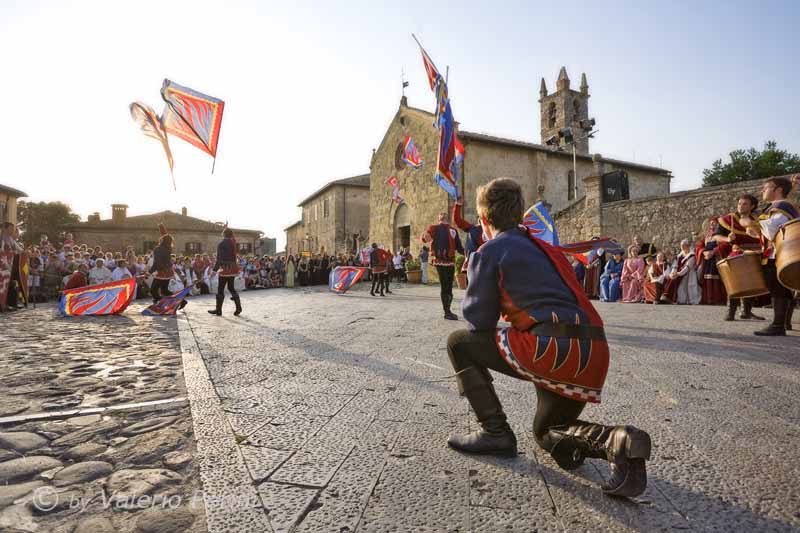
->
644, 253, 669, 304
88, 258, 113, 285
112, 259, 133, 281
64, 264, 89, 290
621, 245, 646, 303
600, 250, 624, 302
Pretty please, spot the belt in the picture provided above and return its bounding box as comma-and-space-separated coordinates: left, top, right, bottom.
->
528, 322, 606, 341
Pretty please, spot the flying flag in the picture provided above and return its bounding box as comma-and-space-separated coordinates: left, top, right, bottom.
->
414, 35, 464, 199
523, 202, 559, 246
142, 285, 194, 316
359, 248, 372, 266
60, 278, 137, 316
386, 176, 403, 204
329, 266, 367, 294
129, 102, 175, 189
401, 135, 424, 169
160, 79, 225, 167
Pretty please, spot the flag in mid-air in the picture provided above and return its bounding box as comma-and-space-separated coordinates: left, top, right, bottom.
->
329, 266, 367, 294
60, 278, 137, 316
523, 202, 560, 246
142, 285, 194, 316
415, 38, 464, 199
129, 102, 175, 188
401, 135, 424, 169
386, 176, 403, 204
161, 79, 225, 159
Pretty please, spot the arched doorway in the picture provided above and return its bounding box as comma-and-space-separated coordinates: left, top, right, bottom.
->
393, 203, 412, 252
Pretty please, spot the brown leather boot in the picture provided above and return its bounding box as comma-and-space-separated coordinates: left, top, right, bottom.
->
447, 367, 517, 457
544, 422, 651, 498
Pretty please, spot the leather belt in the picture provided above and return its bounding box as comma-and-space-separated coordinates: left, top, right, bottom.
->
528, 322, 606, 341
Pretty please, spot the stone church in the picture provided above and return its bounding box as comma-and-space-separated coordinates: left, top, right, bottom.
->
369, 68, 672, 255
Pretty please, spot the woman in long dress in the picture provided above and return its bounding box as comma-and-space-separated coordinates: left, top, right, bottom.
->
286, 255, 296, 288
621, 245, 645, 303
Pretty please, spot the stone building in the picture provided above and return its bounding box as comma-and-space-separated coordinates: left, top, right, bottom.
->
65, 205, 263, 255
0, 184, 27, 225
368, 68, 671, 258
285, 174, 370, 257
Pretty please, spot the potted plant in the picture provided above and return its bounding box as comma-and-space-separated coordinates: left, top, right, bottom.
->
455, 254, 467, 289
405, 258, 422, 284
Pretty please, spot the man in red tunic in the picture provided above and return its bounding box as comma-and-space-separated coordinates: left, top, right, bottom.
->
420, 212, 463, 320
446, 177, 651, 498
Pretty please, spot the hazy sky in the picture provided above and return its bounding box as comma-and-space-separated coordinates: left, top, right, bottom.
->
2, 1, 798, 249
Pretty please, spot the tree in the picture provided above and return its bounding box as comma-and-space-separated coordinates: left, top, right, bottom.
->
17, 201, 81, 246
702, 141, 800, 187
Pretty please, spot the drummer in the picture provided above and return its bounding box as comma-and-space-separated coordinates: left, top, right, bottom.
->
744, 176, 799, 336
713, 194, 764, 322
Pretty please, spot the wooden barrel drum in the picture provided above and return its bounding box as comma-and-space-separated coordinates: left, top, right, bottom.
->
775, 218, 800, 291
717, 252, 770, 298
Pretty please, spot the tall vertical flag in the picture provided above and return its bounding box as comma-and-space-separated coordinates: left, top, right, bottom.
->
414, 35, 464, 199
401, 135, 424, 169
160, 79, 225, 171
386, 176, 403, 204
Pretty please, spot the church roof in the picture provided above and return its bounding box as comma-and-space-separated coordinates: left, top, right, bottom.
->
458, 131, 671, 175
0, 184, 27, 198
66, 210, 262, 236
297, 173, 370, 207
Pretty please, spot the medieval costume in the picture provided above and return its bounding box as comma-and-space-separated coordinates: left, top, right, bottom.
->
447, 222, 651, 498
636, 241, 657, 259
755, 196, 799, 335
369, 245, 389, 297
599, 252, 624, 302
662, 242, 701, 305
422, 219, 464, 320
715, 211, 764, 320
643, 257, 667, 303
209, 227, 242, 316
286, 256, 296, 288
453, 199, 486, 283
149, 224, 175, 303
583, 248, 605, 299
621, 245, 646, 303
695, 218, 726, 305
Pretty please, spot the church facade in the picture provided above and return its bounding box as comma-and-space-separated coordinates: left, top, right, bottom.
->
368, 68, 672, 257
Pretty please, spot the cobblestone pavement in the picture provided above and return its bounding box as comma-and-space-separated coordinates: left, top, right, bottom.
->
181, 283, 800, 532
0, 303, 206, 532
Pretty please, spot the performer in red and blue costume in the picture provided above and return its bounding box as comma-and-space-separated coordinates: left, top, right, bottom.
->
453, 196, 485, 284
446, 177, 652, 498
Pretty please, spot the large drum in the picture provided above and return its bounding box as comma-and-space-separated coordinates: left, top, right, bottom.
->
775, 218, 800, 291
717, 252, 770, 298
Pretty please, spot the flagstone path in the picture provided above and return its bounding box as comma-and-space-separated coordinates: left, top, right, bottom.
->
180, 283, 800, 532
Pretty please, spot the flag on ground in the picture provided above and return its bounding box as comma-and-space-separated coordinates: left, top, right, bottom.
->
160, 79, 225, 159
401, 135, 424, 169
60, 278, 137, 316
329, 267, 367, 294
142, 285, 194, 316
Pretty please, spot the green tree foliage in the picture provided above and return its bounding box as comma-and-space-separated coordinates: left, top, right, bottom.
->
702, 141, 800, 187
17, 201, 81, 246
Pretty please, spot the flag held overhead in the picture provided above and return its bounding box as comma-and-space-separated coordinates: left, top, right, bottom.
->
161, 79, 225, 159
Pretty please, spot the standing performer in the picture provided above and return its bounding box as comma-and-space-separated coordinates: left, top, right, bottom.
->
149, 224, 174, 303
209, 226, 242, 316
453, 196, 486, 285
713, 194, 764, 321
446, 178, 651, 498
748, 177, 799, 335
421, 211, 464, 320
369, 243, 386, 297
695, 217, 726, 305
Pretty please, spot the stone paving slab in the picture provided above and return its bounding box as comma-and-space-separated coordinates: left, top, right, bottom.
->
180, 283, 800, 532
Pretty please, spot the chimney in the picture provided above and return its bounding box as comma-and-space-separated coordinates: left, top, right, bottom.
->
181, 207, 188, 216
111, 204, 128, 224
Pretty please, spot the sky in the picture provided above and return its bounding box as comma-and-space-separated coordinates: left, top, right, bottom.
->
2, 1, 799, 249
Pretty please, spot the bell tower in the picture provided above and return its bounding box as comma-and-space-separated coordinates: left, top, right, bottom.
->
539, 67, 591, 155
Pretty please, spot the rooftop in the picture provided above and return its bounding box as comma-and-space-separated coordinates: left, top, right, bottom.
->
66, 209, 262, 236
297, 173, 370, 207
0, 184, 28, 198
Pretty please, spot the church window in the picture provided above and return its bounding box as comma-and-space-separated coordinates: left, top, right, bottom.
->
568, 170, 575, 201
573, 99, 581, 122
323, 198, 330, 218
238, 242, 252, 254
547, 102, 557, 128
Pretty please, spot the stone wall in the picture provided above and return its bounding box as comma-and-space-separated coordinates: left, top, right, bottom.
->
71, 229, 261, 256
284, 223, 305, 257
601, 180, 763, 252
341, 185, 370, 254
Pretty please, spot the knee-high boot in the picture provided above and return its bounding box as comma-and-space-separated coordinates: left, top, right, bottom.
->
725, 298, 738, 321
786, 299, 795, 331
740, 298, 764, 320
208, 294, 223, 316
541, 421, 651, 497
232, 295, 242, 316
447, 367, 517, 456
